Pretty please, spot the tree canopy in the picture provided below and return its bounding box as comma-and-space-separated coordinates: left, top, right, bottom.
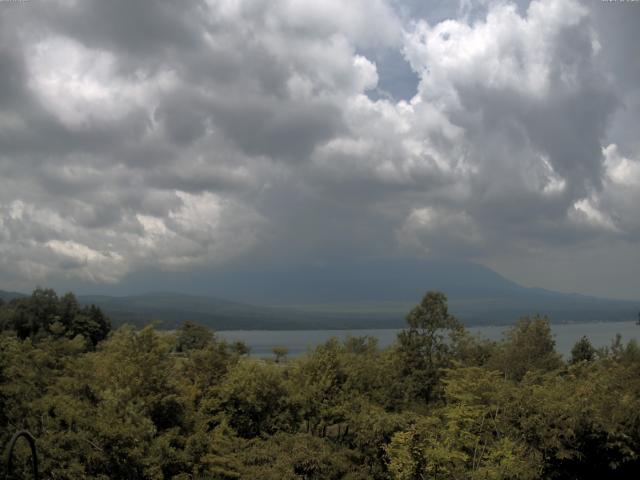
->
1, 288, 639, 479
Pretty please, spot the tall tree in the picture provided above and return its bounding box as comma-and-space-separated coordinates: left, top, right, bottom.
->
570, 335, 596, 363
490, 315, 562, 381
175, 321, 214, 352
396, 291, 462, 403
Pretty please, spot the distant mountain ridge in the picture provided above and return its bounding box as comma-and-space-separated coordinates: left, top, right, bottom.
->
198, 259, 525, 303
70, 259, 640, 328
0, 289, 27, 302
75, 292, 320, 330
2, 259, 638, 329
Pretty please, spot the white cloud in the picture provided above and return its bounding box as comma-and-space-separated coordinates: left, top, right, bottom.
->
27, 36, 176, 128
404, 0, 589, 101
604, 144, 640, 187
0, 191, 264, 286
569, 198, 618, 233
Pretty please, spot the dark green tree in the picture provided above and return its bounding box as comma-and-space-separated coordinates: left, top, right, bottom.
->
490, 315, 562, 381
3, 288, 59, 339
58, 292, 80, 330
272, 346, 289, 363
231, 340, 250, 356
70, 305, 111, 346
176, 321, 214, 352
570, 335, 596, 363
0, 289, 110, 346
396, 291, 462, 403
216, 360, 299, 438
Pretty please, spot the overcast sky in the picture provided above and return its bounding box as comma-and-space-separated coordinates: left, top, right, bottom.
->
0, 0, 639, 300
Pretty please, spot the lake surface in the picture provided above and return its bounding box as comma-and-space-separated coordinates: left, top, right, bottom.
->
217, 321, 640, 358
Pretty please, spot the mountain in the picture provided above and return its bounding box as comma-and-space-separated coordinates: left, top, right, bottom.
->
75, 259, 638, 329
76, 292, 394, 330
197, 258, 523, 304
0, 289, 27, 302
76, 292, 302, 330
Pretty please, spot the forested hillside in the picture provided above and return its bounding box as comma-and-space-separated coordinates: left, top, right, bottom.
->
1, 289, 640, 479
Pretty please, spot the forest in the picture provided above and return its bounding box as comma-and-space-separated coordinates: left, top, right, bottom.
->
1, 288, 639, 479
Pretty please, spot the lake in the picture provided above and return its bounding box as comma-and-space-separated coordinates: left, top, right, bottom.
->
217, 321, 640, 358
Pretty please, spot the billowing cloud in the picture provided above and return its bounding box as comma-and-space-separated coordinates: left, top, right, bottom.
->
0, 0, 638, 298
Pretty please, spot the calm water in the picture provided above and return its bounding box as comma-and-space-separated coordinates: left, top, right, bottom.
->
217, 321, 640, 358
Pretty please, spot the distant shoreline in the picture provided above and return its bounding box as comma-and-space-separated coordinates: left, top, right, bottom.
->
214, 321, 640, 358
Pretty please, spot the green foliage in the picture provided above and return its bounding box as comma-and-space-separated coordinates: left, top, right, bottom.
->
488, 315, 563, 381
449, 328, 498, 367
386, 368, 542, 479
570, 335, 596, 363
239, 433, 367, 479
396, 291, 463, 403
176, 320, 214, 352
273, 345, 289, 363
505, 362, 640, 479
342, 400, 413, 478
214, 360, 299, 438
230, 340, 251, 356
1, 287, 640, 479
0, 288, 111, 346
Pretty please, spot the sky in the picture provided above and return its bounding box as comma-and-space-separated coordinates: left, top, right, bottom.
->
0, 0, 639, 300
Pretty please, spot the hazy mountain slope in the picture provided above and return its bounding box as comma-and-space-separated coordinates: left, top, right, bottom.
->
76, 292, 396, 330
4, 260, 637, 329
200, 259, 523, 304
0, 289, 27, 302
77, 292, 300, 330
76, 259, 638, 329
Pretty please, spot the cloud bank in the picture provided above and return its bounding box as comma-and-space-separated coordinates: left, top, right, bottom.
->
0, 0, 638, 298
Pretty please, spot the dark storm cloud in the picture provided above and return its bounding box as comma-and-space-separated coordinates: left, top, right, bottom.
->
586, 0, 640, 154
210, 99, 345, 162
0, 0, 638, 298
0, 45, 28, 109
399, 0, 636, 257
40, 0, 206, 60
154, 92, 210, 146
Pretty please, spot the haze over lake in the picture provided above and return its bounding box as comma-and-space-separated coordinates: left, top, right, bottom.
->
218, 321, 640, 358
